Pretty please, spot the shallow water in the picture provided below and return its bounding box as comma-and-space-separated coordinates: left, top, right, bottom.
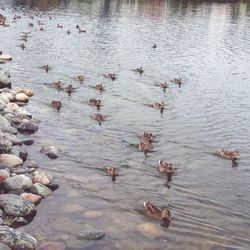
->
1, 0, 250, 249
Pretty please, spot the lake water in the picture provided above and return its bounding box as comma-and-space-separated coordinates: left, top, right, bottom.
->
0, 0, 250, 249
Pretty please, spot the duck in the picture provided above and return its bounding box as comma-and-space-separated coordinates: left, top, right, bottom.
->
153, 102, 164, 113
52, 81, 64, 90
51, 100, 62, 111
158, 160, 174, 175
40, 26, 44, 31
138, 141, 153, 155
38, 21, 44, 25
78, 28, 86, 33
152, 43, 157, 49
87, 99, 102, 108
18, 43, 26, 50
105, 167, 118, 181
132, 67, 144, 74
76, 24, 80, 29
95, 83, 105, 91
66, 30, 71, 35
217, 149, 239, 160
141, 131, 154, 144
144, 201, 171, 227
75, 75, 84, 81
160, 82, 167, 92
57, 24, 63, 28
171, 78, 182, 87
28, 22, 34, 27
107, 73, 117, 81
64, 84, 77, 94
40, 64, 51, 72
92, 113, 105, 122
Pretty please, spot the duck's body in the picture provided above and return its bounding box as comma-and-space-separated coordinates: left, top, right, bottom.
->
87, 99, 102, 108
171, 78, 182, 87
40, 64, 51, 72
153, 102, 164, 109
79, 28, 86, 33
217, 149, 239, 160
138, 141, 153, 152
144, 201, 171, 227
95, 83, 104, 91
75, 75, 84, 81
158, 160, 174, 175
105, 167, 117, 177
64, 85, 77, 94
52, 81, 64, 90
141, 132, 154, 144
132, 67, 144, 74
160, 82, 167, 92
107, 73, 117, 81
92, 113, 105, 122
57, 24, 63, 28
66, 30, 71, 35
51, 100, 62, 111
18, 43, 26, 49
152, 43, 157, 49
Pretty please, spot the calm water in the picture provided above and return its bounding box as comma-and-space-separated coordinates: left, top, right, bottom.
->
1, 0, 250, 249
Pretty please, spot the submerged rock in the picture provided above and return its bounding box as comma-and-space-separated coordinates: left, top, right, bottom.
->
10, 146, 28, 162
29, 183, 52, 198
40, 145, 59, 159
0, 226, 37, 250
76, 229, 105, 241
17, 121, 38, 134
3, 174, 32, 191
0, 154, 23, 170
0, 69, 11, 89
0, 194, 35, 217
37, 242, 65, 250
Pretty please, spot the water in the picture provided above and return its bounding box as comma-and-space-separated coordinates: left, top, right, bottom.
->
0, 0, 250, 249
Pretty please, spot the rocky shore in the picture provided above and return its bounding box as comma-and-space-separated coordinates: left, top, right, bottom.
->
0, 66, 58, 249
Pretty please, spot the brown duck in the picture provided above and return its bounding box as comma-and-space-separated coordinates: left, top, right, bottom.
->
51, 100, 62, 111
141, 131, 154, 144
52, 81, 64, 90
95, 83, 105, 91
40, 64, 51, 72
75, 75, 84, 81
105, 167, 118, 181
144, 201, 171, 227
107, 73, 117, 81
160, 82, 167, 92
64, 85, 77, 94
171, 78, 182, 87
87, 99, 102, 109
217, 149, 239, 160
158, 160, 174, 176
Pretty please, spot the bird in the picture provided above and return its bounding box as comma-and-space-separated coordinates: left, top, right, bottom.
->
152, 43, 157, 49
171, 78, 182, 87
51, 100, 62, 111
87, 99, 102, 109
75, 75, 84, 81
105, 167, 118, 181
158, 160, 174, 176
95, 83, 105, 91
160, 82, 168, 92
217, 149, 239, 160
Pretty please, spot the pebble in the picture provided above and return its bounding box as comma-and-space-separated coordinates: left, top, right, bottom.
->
20, 193, 42, 205
76, 229, 105, 241
15, 93, 29, 103
29, 183, 52, 198
0, 154, 23, 170
3, 174, 32, 191
17, 121, 38, 134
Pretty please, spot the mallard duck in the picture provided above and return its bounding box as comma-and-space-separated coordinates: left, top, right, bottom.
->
18, 43, 26, 50
158, 160, 174, 175
152, 43, 157, 49
66, 30, 71, 35
217, 149, 239, 160
160, 82, 167, 92
141, 132, 154, 144
107, 73, 117, 81
95, 83, 104, 91
75, 75, 84, 81
51, 100, 62, 111
152, 102, 164, 113
87, 99, 102, 108
40, 64, 51, 72
138, 141, 153, 156
57, 24, 63, 28
64, 85, 77, 94
144, 201, 171, 227
52, 81, 64, 90
92, 113, 105, 122
171, 78, 182, 87
105, 167, 117, 181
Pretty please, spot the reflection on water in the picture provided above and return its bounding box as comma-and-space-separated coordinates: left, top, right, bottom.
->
0, 0, 250, 249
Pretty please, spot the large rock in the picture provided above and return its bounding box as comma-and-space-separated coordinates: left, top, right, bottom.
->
20, 193, 42, 205
40, 145, 59, 159
0, 226, 37, 250
0, 93, 15, 102
0, 242, 11, 250
0, 116, 17, 134
0, 70, 11, 88
1, 133, 22, 146
0, 139, 12, 154
15, 93, 29, 103
0, 154, 23, 170
0, 99, 6, 111
32, 171, 55, 188
29, 183, 52, 198
0, 194, 35, 217
10, 146, 28, 162
5, 103, 19, 112
3, 174, 32, 191
17, 121, 38, 134
15, 107, 32, 119
76, 229, 105, 241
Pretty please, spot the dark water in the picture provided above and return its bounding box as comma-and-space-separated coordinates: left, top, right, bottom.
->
1, 0, 250, 249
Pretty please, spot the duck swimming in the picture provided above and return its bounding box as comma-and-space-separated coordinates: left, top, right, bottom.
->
91, 113, 105, 125
40, 64, 51, 72
57, 24, 63, 28
66, 30, 71, 35
144, 201, 171, 228
52, 81, 64, 90
105, 167, 118, 181
152, 43, 157, 49
78, 28, 86, 33
51, 100, 62, 111
132, 67, 144, 74
171, 78, 182, 87
138, 141, 153, 156
75, 75, 84, 81
158, 160, 174, 176
217, 149, 239, 160
106, 73, 117, 81
141, 131, 154, 144
153, 102, 164, 114
160, 82, 167, 92
40, 26, 44, 31
95, 83, 105, 91
18, 43, 26, 50
64, 84, 77, 94
87, 99, 102, 109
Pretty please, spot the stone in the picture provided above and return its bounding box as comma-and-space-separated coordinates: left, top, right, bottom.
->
40, 145, 59, 159
22, 139, 34, 146
0, 242, 11, 250
0, 154, 23, 170
0, 116, 17, 134
5, 103, 19, 112
4, 114, 23, 125
32, 170, 55, 188
17, 121, 38, 134
37, 242, 65, 250
0, 226, 37, 250
76, 229, 105, 241
27, 160, 39, 169
0, 169, 10, 179
0, 99, 6, 111
0, 194, 35, 217
20, 193, 42, 205
0, 69, 11, 88
0, 139, 12, 154
2, 133, 22, 146
3, 174, 32, 191
10, 146, 28, 162
15, 93, 29, 103
15, 107, 32, 119
29, 183, 52, 198
136, 223, 162, 239
0, 93, 15, 102
0, 55, 12, 60
22, 89, 33, 97
84, 210, 102, 219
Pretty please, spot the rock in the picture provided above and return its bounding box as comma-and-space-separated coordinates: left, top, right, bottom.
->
14, 93, 29, 103
12, 168, 27, 175
0, 226, 37, 250
0, 55, 12, 60
22, 139, 34, 146
0, 69, 11, 88
27, 160, 39, 169
0, 169, 10, 179
12, 216, 29, 226
15, 107, 32, 119
0, 116, 17, 134
0, 154, 23, 170
136, 223, 162, 239
0, 99, 6, 111
3, 174, 32, 191
2, 133, 22, 146
76, 229, 105, 241
21, 89, 33, 97
5, 103, 19, 112
0, 93, 15, 102
0, 139, 12, 154
17, 121, 38, 134
10, 146, 28, 162
32, 170, 55, 188
40, 145, 59, 159
29, 183, 52, 198
0, 242, 11, 250
4, 114, 22, 125
20, 193, 42, 205
84, 210, 102, 219
0, 194, 35, 217
37, 242, 65, 250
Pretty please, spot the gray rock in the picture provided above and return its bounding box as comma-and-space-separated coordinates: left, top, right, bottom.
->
12, 168, 27, 175
76, 229, 105, 241
32, 170, 55, 188
40, 145, 59, 159
29, 183, 52, 198
2, 133, 22, 146
0, 139, 12, 154
4, 114, 22, 125
0, 154, 23, 170
10, 146, 28, 162
17, 121, 38, 134
0, 194, 35, 217
27, 160, 39, 169
0, 242, 11, 250
0, 93, 15, 102
22, 139, 34, 146
15, 107, 32, 119
3, 174, 32, 191
0, 226, 37, 250
0, 169, 10, 178
0, 116, 17, 134
0, 69, 11, 89
0, 100, 6, 111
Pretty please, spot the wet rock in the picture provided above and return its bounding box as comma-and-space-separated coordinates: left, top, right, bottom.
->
21, 89, 33, 97
0, 226, 37, 250
0, 139, 12, 154
15, 93, 29, 103
12, 216, 29, 226
0, 100, 6, 111
37, 241, 65, 250
0, 69, 11, 89
29, 183, 52, 198
12, 168, 27, 175
4, 114, 22, 125
0, 242, 11, 250
0, 116, 17, 134
22, 139, 34, 146
32, 170, 55, 188
10, 146, 28, 162
20, 193, 42, 205
5, 103, 19, 112
136, 223, 162, 239
0, 154, 23, 170
17, 121, 38, 134
2, 133, 22, 146
76, 229, 105, 241
0, 194, 35, 217
3, 174, 32, 191
0, 93, 15, 102
15, 107, 32, 119
27, 160, 39, 169
0, 169, 10, 179
40, 145, 59, 159
84, 210, 102, 219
